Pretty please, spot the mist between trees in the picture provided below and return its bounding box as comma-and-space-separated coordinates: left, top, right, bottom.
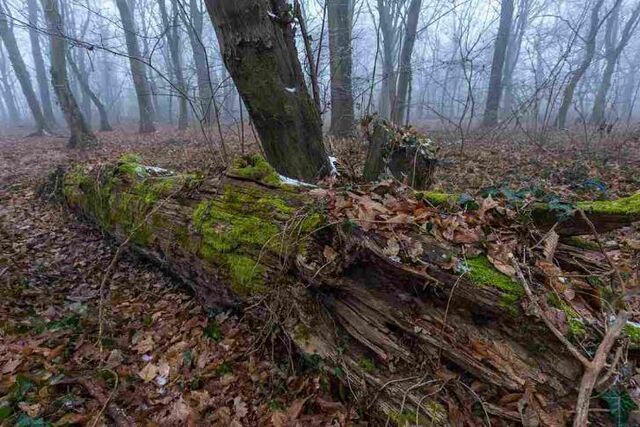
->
1, 0, 639, 150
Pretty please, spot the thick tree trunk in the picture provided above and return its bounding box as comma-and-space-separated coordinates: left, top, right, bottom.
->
57, 157, 639, 426
377, 0, 397, 121
555, 0, 604, 129
159, 0, 188, 130
28, 0, 57, 128
391, 0, 421, 125
327, 0, 355, 137
0, 1, 49, 134
204, 0, 330, 181
115, 0, 156, 133
482, 0, 514, 127
67, 54, 113, 132
42, 0, 95, 147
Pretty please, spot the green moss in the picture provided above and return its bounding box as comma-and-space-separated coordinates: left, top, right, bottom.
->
293, 323, 310, 343
415, 191, 457, 206
577, 193, 640, 215
548, 293, 587, 339
563, 236, 600, 251
358, 356, 375, 373
624, 322, 640, 348
466, 256, 524, 309
225, 254, 265, 295
230, 155, 281, 186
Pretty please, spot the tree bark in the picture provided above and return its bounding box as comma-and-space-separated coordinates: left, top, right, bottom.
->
183, 0, 215, 125
204, 0, 330, 181
590, 1, 640, 126
56, 157, 638, 426
327, 0, 355, 136
0, 1, 49, 134
501, 0, 530, 116
115, 0, 156, 133
27, 0, 57, 128
159, 0, 188, 130
0, 47, 20, 124
67, 54, 113, 132
41, 0, 95, 147
555, 0, 605, 129
482, 0, 514, 127
391, 0, 421, 125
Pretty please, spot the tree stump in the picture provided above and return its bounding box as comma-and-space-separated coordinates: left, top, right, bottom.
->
363, 115, 438, 189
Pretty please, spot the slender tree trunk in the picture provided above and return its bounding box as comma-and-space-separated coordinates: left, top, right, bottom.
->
482, 0, 514, 127
184, 0, 214, 125
67, 54, 113, 132
27, 0, 56, 127
0, 48, 20, 124
205, 0, 330, 181
0, 1, 49, 134
327, 0, 355, 136
555, 0, 605, 129
391, 0, 421, 124
501, 0, 529, 115
115, 0, 156, 133
41, 0, 95, 147
159, 0, 188, 130
377, 0, 397, 120
590, 2, 640, 125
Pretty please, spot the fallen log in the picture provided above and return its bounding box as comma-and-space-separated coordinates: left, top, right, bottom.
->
56, 155, 637, 425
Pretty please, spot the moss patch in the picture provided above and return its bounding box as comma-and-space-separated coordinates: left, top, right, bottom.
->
230, 155, 281, 186
577, 193, 640, 215
466, 256, 524, 309
415, 191, 457, 206
388, 401, 447, 426
624, 322, 640, 349
548, 293, 587, 339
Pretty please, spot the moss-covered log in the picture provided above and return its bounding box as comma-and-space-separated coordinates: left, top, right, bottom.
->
59, 156, 632, 425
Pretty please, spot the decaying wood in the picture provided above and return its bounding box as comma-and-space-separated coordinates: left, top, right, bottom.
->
363, 116, 437, 190
56, 158, 636, 425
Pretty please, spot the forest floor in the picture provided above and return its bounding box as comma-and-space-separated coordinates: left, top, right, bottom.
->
1, 126, 639, 426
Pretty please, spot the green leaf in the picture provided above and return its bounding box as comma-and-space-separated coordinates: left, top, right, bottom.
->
0, 404, 12, 421
15, 414, 50, 427
204, 319, 222, 341
601, 389, 638, 427
457, 193, 479, 210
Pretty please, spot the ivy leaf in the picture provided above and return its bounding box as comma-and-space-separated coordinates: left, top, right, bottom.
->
601, 389, 638, 426
457, 193, 479, 210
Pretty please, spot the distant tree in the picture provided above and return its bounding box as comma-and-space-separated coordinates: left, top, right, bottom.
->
501, 0, 531, 115
27, 0, 57, 127
327, 0, 355, 137
0, 46, 20, 124
67, 53, 113, 132
41, 0, 96, 147
590, 0, 640, 125
158, 0, 188, 130
483, 0, 514, 127
205, 0, 331, 181
115, 0, 156, 133
555, 0, 605, 129
391, 0, 422, 124
0, 1, 50, 134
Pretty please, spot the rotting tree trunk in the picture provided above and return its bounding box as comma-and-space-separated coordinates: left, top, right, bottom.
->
57, 157, 640, 425
28, 0, 57, 128
204, 0, 331, 182
327, 0, 355, 137
42, 0, 95, 147
482, 0, 514, 127
67, 54, 113, 132
115, 0, 156, 134
0, 1, 49, 135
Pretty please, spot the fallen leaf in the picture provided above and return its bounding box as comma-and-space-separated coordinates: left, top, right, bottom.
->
233, 395, 248, 419
138, 363, 158, 383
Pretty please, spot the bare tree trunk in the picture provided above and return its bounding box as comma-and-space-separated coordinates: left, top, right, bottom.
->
67, 54, 113, 132
159, 0, 188, 130
27, 0, 57, 128
501, 0, 530, 115
327, 0, 355, 136
377, 0, 398, 120
0, 47, 20, 124
183, 0, 214, 125
115, 0, 156, 133
590, 1, 640, 125
482, 0, 514, 127
391, 0, 421, 124
555, 0, 605, 129
0, 1, 49, 134
41, 0, 95, 147
205, 0, 330, 181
